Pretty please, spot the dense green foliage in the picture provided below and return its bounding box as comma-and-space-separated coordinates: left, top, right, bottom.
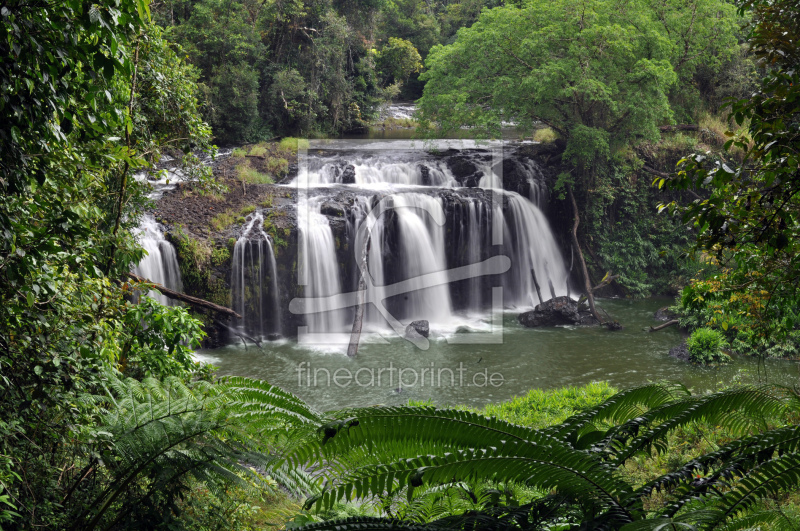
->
3, 0, 800, 527
686, 327, 730, 365
153, 0, 392, 141
287, 384, 800, 529
662, 0, 800, 354
418, 0, 738, 162
0, 1, 316, 528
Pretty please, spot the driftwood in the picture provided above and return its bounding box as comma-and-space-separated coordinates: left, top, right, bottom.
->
215, 320, 263, 349
126, 273, 242, 319
530, 268, 544, 305
659, 124, 699, 132
649, 319, 679, 332
347, 237, 370, 358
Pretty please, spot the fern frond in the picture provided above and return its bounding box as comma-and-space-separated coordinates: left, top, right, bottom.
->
544, 383, 690, 448
294, 407, 634, 524
601, 386, 786, 465
638, 424, 800, 515
703, 452, 800, 528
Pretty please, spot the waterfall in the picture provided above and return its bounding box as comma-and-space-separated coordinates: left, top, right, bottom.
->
231, 212, 281, 338
297, 198, 349, 334
281, 142, 576, 340
297, 153, 458, 187
501, 194, 570, 307
371, 193, 454, 325
132, 214, 183, 305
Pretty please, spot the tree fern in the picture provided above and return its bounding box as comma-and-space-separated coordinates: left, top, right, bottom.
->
66, 372, 322, 530
288, 384, 800, 530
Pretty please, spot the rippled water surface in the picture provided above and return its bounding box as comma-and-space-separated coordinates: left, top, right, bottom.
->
197, 298, 800, 411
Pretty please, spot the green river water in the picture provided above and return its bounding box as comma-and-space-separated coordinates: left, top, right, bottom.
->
196, 298, 800, 411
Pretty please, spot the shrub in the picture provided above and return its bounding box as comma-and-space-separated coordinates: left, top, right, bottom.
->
480, 381, 617, 428
533, 127, 557, 143
249, 144, 268, 157
210, 210, 236, 232
278, 137, 308, 152
266, 157, 288, 175
686, 327, 730, 365
237, 164, 273, 184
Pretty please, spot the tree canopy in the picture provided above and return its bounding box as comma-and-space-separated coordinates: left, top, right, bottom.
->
418, 0, 740, 167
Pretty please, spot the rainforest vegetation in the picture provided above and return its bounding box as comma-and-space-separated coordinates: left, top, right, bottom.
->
2, 0, 800, 529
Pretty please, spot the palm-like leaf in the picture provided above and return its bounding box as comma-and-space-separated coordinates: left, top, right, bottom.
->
68, 373, 322, 531
290, 384, 800, 531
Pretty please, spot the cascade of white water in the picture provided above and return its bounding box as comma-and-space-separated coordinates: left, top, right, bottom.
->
466, 198, 485, 312
284, 145, 574, 341
132, 214, 183, 305
501, 193, 570, 307
231, 212, 281, 337
298, 154, 458, 187
297, 198, 349, 333
388, 193, 453, 323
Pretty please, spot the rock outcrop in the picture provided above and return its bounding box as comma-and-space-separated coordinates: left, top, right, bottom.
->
654, 306, 679, 321
518, 296, 595, 327
405, 320, 430, 339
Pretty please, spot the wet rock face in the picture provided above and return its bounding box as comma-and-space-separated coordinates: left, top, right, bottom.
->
340, 164, 357, 184
418, 164, 431, 186
405, 320, 430, 339
518, 296, 594, 327
321, 201, 346, 217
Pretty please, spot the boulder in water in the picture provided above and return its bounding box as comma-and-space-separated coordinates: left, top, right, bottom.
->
654, 306, 678, 321
405, 320, 430, 338
669, 342, 691, 362
446, 156, 478, 180
320, 201, 345, 217
518, 296, 592, 327
340, 164, 356, 184
418, 164, 431, 186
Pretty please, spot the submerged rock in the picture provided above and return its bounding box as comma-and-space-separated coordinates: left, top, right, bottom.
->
418, 164, 431, 186
518, 296, 595, 327
669, 342, 691, 362
654, 306, 678, 321
405, 320, 430, 338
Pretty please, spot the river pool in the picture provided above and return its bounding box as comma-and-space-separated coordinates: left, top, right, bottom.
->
196, 297, 800, 411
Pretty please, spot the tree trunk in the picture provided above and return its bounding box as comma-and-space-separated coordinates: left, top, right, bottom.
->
126, 273, 241, 319
567, 184, 602, 325
659, 124, 699, 132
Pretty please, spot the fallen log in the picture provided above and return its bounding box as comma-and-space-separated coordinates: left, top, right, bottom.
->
659, 124, 699, 132
649, 319, 679, 332
642, 165, 670, 178
215, 320, 263, 349
126, 272, 242, 319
